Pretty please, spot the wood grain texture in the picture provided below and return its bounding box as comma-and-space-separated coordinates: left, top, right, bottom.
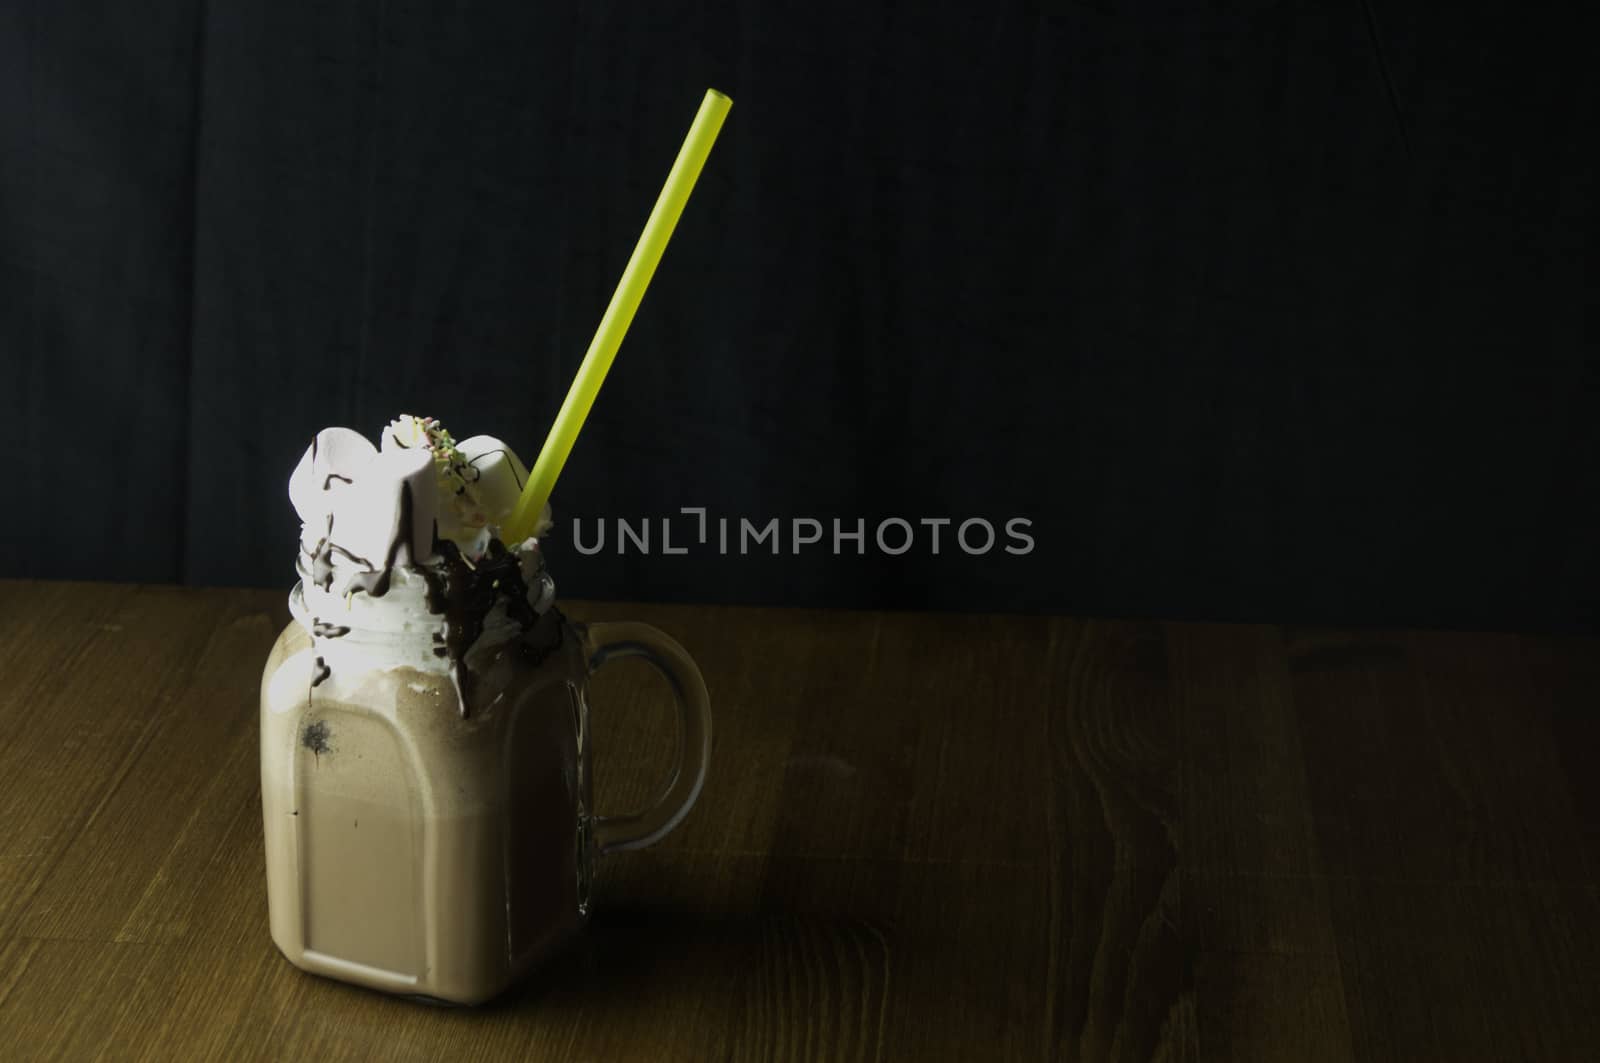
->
0, 580, 1596, 1061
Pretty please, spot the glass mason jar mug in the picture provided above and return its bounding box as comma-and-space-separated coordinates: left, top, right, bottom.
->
259, 579, 710, 1005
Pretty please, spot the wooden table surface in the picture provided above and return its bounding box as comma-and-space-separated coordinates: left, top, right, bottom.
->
0, 580, 1596, 1061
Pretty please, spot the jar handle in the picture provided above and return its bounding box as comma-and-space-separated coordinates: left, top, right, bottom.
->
584, 621, 712, 854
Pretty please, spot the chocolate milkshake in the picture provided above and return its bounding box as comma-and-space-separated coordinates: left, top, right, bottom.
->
261, 416, 710, 1005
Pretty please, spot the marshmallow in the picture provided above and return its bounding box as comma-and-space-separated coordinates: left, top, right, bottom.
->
288, 427, 378, 527
456, 435, 529, 527
332, 446, 438, 565
289, 427, 436, 564
380, 415, 432, 455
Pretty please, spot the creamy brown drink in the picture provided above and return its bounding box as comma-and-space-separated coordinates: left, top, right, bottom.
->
261, 416, 709, 1005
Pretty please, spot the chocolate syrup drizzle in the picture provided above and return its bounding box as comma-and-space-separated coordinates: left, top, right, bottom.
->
340, 482, 420, 599
420, 536, 539, 717
298, 474, 543, 719
302, 513, 377, 593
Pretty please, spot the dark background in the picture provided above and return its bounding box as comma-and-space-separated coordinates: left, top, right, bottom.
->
2, 3, 1594, 630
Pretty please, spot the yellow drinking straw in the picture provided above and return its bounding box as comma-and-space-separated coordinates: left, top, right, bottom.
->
505, 88, 732, 542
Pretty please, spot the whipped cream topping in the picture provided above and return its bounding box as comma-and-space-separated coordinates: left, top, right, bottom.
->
287, 416, 556, 715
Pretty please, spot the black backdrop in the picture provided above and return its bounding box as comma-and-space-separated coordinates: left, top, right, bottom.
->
2, 3, 1595, 630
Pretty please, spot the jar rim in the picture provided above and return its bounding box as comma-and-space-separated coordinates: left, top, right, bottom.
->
288, 579, 533, 649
